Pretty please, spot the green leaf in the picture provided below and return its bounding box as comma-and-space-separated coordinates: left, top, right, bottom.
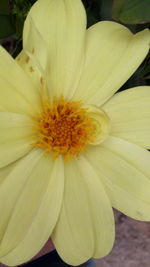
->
0, 0, 10, 15
0, 15, 15, 38
100, 0, 113, 21
112, 0, 150, 24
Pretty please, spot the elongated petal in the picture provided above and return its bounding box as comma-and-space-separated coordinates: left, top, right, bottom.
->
103, 86, 150, 149
0, 160, 21, 185
0, 46, 40, 116
23, 16, 49, 74
0, 150, 42, 244
0, 151, 64, 266
24, 0, 86, 99
73, 21, 150, 105
0, 140, 32, 169
16, 51, 44, 92
0, 112, 35, 168
17, 16, 49, 91
0, 112, 34, 141
85, 137, 150, 221
52, 157, 114, 265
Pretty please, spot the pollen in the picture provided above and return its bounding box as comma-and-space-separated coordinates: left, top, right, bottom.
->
35, 98, 96, 160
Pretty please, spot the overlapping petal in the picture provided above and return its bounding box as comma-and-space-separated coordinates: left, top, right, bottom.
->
23, 16, 49, 74
0, 150, 64, 266
0, 46, 41, 116
103, 86, 150, 149
24, 0, 86, 99
52, 157, 114, 265
0, 112, 35, 168
17, 16, 49, 91
0, 160, 21, 185
85, 137, 150, 221
73, 21, 150, 105
16, 51, 44, 93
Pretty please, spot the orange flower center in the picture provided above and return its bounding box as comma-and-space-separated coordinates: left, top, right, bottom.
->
35, 98, 96, 160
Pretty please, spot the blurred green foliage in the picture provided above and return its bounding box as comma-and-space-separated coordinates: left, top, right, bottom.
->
112, 0, 150, 24
13, 0, 37, 38
0, 0, 15, 38
0, 15, 14, 38
0, 0, 10, 14
0, 0, 149, 86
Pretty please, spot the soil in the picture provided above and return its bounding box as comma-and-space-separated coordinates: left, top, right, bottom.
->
94, 210, 150, 267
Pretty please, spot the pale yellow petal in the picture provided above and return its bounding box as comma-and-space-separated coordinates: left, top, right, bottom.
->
17, 16, 49, 91
73, 21, 150, 105
84, 105, 111, 145
23, 15, 49, 74
0, 112, 35, 168
0, 139, 33, 169
0, 150, 43, 244
0, 152, 64, 266
0, 160, 21, 185
52, 157, 114, 265
0, 46, 40, 116
85, 137, 150, 221
0, 112, 34, 141
102, 86, 150, 149
16, 51, 44, 92
24, 0, 86, 99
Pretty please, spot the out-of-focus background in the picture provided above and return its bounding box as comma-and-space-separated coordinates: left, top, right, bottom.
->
95, 210, 150, 267
0, 0, 150, 267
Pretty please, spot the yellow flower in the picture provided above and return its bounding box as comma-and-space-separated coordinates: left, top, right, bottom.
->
0, 0, 150, 266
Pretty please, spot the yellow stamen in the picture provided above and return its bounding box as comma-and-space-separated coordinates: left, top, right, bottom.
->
34, 97, 96, 160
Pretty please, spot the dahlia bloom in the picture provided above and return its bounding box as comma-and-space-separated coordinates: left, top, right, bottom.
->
0, 0, 150, 266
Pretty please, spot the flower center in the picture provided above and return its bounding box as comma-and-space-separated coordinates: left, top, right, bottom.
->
35, 97, 110, 160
